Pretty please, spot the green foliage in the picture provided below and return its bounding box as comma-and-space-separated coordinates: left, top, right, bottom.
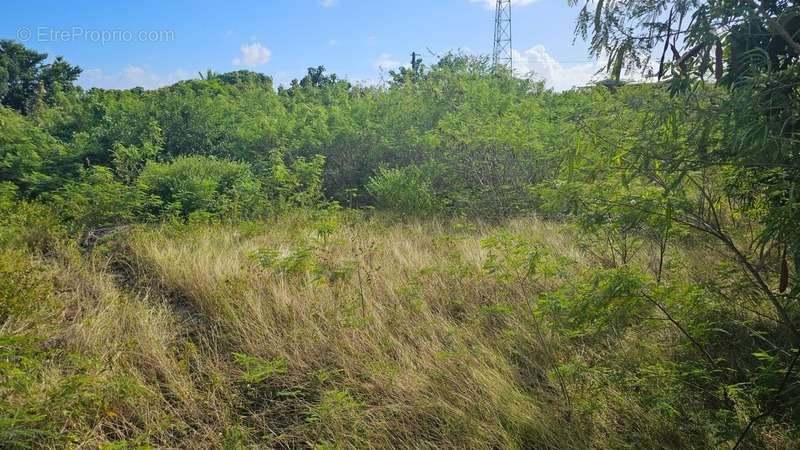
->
307, 389, 364, 424
1, 42, 566, 221
250, 230, 356, 284
0, 181, 15, 212
571, 0, 800, 338
367, 165, 436, 215
112, 142, 161, 184
233, 353, 289, 384
0, 40, 81, 114
153, 77, 285, 161
0, 249, 51, 323
265, 149, 326, 209
540, 267, 649, 338
0, 189, 64, 251
49, 166, 149, 229
251, 246, 315, 276
481, 231, 565, 284
0, 255, 151, 449
0, 106, 68, 195
0, 336, 149, 449
306, 389, 366, 446
137, 156, 264, 220
213, 70, 273, 87
1, 37, 799, 448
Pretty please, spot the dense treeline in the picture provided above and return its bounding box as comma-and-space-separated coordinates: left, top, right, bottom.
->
1, 0, 800, 444
2, 46, 573, 224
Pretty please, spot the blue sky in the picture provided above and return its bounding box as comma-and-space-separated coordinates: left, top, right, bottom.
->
1, 0, 602, 91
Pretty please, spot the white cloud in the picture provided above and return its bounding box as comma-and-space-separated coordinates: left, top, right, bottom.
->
79, 66, 195, 90
469, 0, 539, 9
374, 53, 401, 71
233, 42, 272, 67
328, 39, 339, 47
513, 44, 601, 91
320, 0, 338, 6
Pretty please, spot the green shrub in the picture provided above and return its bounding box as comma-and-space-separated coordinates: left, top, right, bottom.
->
367, 165, 436, 215
0, 182, 15, 212
0, 198, 64, 251
0, 107, 69, 196
112, 141, 160, 184
539, 267, 650, 339
265, 149, 326, 209
0, 249, 52, 323
137, 155, 264, 220
48, 166, 149, 229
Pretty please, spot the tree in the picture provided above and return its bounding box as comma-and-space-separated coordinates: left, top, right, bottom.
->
214, 70, 273, 88
0, 40, 46, 113
37, 56, 82, 106
0, 41, 81, 114
570, 0, 800, 334
281, 66, 352, 98
570, 1, 800, 444
299, 66, 339, 89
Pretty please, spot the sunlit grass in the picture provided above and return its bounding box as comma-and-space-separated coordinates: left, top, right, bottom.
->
0, 213, 793, 449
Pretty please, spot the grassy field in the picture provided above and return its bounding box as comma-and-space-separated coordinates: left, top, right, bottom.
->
3, 3, 800, 445
1, 211, 793, 449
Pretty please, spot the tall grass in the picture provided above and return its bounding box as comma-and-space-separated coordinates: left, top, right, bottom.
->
1, 213, 794, 448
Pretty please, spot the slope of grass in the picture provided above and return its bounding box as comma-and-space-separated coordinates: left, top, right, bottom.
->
1, 212, 794, 449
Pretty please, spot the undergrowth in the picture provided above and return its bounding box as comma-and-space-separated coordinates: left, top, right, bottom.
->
0, 211, 796, 449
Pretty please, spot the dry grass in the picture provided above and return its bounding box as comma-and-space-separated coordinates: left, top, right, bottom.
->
115, 215, 576, 448
2, 213, 793, 449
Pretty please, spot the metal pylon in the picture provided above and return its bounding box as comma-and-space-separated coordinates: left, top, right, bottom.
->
493, 0, 512, 71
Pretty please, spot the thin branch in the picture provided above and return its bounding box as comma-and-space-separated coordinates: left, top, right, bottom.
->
640, 290, 717, 367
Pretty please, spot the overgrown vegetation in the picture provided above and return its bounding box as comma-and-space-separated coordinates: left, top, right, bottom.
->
1, 0, 799, 446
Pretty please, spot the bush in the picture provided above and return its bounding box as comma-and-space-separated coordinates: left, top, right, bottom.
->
0, 107, 69, 196
0, 182, 16, 212
265, 149, 326, 209
48, 166, 148, 229
538, 267, 650, 339
0, 185, 64, 251
367, 165, 436, 215
0, 249, 52, 322
137, 155, 265, 220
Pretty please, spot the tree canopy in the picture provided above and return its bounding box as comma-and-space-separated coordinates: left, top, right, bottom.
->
0, 40, 81, 114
